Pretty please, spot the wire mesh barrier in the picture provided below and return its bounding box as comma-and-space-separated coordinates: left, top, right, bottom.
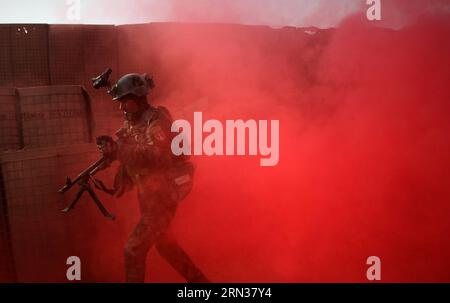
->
1, 86, 96, 151
0, 88, 21, 151
17, 85, 93, 148
0, 23, 130, 282
1, 24, 119, 106
92, 112, 124, 139
0, 162, 16, 282
49, 24, 120, 114
49, 25, 86, 86
0, 85, 123, 281
0, 26, 13, 87
0, 24, 51, 87
81, 25, 119, 114
10, 24, 51, 87
1, 147, 69, 281
0, 144, 109, 281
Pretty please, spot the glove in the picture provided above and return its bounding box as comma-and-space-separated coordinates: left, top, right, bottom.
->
96, 135, 119, 160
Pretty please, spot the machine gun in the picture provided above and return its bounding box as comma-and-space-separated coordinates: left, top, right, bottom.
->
59, 68, 118, 220
59, 155, 116, 220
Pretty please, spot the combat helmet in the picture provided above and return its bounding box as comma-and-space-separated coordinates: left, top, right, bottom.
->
108, 73, 155, 101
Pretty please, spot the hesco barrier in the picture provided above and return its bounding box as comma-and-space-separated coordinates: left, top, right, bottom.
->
0, 24, 119, 106
0, 25, 13, 87
0, 24, 50, 87
92, 112, 124, 140
48, 25, 85, 86
0, 144, 108, 282
48, 24, 119, 114
81, 25, 119, 114
10, 24, 50, 87
16, 85, 93, 149
0, 159, 16, 282
0, 87, 21, 151
0, 23, 151, 282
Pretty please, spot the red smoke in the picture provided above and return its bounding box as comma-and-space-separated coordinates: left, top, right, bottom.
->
92, 11, 450, 282
297, 14, 450, 282
74, 1, 450, 282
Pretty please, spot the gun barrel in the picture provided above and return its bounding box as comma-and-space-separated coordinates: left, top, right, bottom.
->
58, 156, 107, 193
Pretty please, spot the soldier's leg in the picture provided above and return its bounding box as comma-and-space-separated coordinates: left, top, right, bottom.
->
155, 229, 210, 282
124, 215, 159, 282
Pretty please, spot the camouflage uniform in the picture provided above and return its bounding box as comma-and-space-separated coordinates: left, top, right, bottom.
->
113, 105, 208, 283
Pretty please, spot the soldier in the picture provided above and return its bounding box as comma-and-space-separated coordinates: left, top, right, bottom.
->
96, 73, 209, 283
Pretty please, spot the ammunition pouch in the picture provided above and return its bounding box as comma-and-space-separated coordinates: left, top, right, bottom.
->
165, 161, 195, 203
